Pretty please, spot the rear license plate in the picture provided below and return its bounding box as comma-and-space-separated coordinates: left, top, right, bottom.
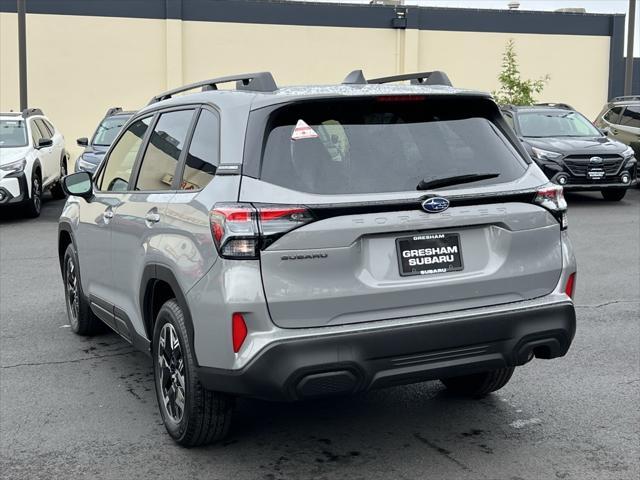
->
396, 233, 463, 276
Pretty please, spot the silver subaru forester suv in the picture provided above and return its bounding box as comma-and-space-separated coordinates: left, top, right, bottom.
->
59, 71, 577, 446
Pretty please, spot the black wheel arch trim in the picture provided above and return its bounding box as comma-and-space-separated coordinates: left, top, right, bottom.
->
140, 264, 197, 362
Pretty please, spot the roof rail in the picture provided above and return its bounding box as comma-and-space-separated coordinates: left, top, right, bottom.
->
611, 95, 640, 102
369, 71, 452, 87
105, 107, 123, 117
22, 108, 44, 118
148, 72, 278, 104
534, 102, 574, 110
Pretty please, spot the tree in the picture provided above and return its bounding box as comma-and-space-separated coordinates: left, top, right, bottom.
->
493, 39, 550, 105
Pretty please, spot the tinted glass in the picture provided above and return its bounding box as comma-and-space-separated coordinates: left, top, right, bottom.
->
0, 119, 28, 148
518, 111, 600, 138
36, 119, 53, 138
100, 117, 151, 192
135, 109, 194, 191
603, 106, 623, 123
93, 115, 132, 146
180, 110, 219, 190
30, 120, 43, 144
620, 106, 640, 128
502, 112, 515, 129
260, 98, 526, 194
43, 119, 55, 136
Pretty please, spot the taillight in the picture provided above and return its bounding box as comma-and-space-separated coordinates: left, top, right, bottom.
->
209, 203, 314, 259
534, 184, 568, 230
231, 312, 247, 353
565, 272, 576, 300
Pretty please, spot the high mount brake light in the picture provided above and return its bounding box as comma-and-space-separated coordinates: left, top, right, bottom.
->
376, 95, 426, 102
209, 203, 314, 259
534, 184, 568, 230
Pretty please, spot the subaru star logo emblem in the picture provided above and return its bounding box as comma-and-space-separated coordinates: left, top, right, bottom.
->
422, 197, 450, 213
589, 156, 603, 164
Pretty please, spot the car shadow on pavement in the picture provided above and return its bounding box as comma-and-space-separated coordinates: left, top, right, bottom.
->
0, 193, 65, 224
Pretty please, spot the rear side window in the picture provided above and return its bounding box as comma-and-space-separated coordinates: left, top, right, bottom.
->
258, 98, 526, 194
620, 106, 640, 128
603, 106, 623, 123
135, 109, 194, 191
179, 109, 219, 190
100, 117, 152, 192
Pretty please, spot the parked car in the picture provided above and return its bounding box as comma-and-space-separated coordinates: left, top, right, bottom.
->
59, 71, 577, 446
594, 95, 640, 148
75, 107, 134, 174
502, 103, 637, 201
0, 108, 68, 217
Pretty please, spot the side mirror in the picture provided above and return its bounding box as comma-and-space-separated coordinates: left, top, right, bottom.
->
62, 171, 93, 200
76, 137, 89, 147
37, 138, 53, 148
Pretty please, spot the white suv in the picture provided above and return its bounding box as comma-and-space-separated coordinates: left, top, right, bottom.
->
0, 108, 68, 217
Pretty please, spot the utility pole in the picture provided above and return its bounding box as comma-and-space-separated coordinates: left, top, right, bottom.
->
624, 0, 636, 95
17, 0, 27, 110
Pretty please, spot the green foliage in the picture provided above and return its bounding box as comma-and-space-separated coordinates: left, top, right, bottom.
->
493, 39, 550, 106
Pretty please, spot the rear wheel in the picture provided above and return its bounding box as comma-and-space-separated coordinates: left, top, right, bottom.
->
63, 243, 103, 335
601, 188, 626, 201
50, 158, 68, 199
23, 170, 42, 218
440, 367, 515, 398
153, 299, 233, 446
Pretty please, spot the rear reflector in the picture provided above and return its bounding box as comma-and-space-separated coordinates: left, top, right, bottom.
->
564, 273, 576, 300
232, 313, 248, 353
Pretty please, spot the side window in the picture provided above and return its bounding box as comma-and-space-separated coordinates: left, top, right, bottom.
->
34, 119, 51, 139
134, 109, 194, 191
43, 119, 55, 136
620, 106, 640, 129
100, 117, 152, 192
603, 106, 623, 124
30, 120, 43, 145
180, 109, 220, 190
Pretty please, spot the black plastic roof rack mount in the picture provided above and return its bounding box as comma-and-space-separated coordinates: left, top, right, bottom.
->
22, 108, 44, 118
342, 70, 453, 87
534, 102, 574, 110
105, 107, 123, 117
148, 72, 278, 104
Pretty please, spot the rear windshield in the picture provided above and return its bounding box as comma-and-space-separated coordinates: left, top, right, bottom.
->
0, 119, 28, 148
258, 97, 526, 194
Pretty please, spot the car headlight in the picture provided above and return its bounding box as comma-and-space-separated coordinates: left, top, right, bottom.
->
531, 147, 563, 162
622, 146, 635, 160
76, 156, 95, 171
0, 158, 27, 174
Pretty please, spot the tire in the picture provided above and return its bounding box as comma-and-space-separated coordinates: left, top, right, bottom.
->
152, 299, 233, 446
50, 158, 68, 199
63, 243, 103, 335
601, 188, 626, 201
23, 170, 42, 218
440, 367, 515, 398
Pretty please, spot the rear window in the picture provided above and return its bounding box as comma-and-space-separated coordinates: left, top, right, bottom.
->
258, 97, 526, 194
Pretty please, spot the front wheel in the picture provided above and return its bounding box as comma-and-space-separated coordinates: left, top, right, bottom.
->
23, 170, 42, 218
601, 188, 626, 201
153, 299, 234, 446
440, 367, 515, 398
63, 243, 103, 335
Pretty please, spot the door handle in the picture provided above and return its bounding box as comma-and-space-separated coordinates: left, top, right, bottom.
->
145, 212, 161, 224
103, 209, 114, 223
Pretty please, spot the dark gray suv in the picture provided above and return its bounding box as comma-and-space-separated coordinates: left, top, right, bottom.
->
59, 71, 577, 446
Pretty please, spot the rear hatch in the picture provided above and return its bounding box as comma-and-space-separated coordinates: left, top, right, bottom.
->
240, 95, 563, 328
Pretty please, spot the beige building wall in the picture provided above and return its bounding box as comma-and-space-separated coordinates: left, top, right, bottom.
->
0, 12, 612, 164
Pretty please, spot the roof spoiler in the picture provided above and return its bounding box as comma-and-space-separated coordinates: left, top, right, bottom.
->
148, 72, 278, 104
22, 108, 44, 118
342, 70, 452, 87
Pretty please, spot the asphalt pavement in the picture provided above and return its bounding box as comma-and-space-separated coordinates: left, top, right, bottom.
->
1, 189, 638, 480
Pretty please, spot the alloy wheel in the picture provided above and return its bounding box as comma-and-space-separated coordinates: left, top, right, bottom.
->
65, 257, 79, 329
32, 176, 41, 213
158, 323, 186, 423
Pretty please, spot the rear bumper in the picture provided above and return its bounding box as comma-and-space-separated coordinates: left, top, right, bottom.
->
197, 300, 576, 401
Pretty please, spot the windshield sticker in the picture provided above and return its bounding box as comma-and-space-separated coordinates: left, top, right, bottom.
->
291, 119, 319, 141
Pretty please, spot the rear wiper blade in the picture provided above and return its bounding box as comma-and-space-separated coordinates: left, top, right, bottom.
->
416, 173, 500, 190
